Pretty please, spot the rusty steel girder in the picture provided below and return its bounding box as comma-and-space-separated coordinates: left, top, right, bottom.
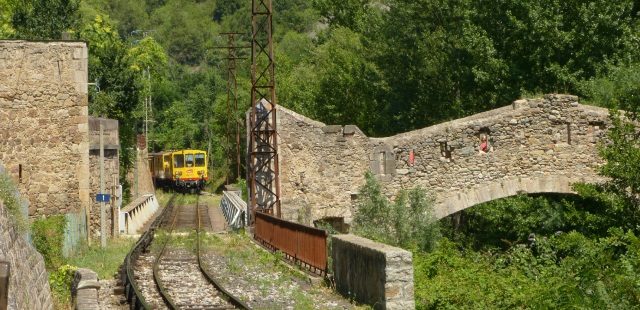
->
249, 0, 281, 224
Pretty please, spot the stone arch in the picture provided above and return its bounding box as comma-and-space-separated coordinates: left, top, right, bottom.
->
434, 175, 593, 219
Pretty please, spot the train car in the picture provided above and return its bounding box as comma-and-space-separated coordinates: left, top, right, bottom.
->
150, 151, 173, 189
150, 149, 208, 193
170, 149, 208, 192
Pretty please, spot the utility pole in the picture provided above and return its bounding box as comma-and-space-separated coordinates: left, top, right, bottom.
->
100, 124, 106, 248
249, 0, 281, 224
131, 30, 156, 152
218, 32, 249, 185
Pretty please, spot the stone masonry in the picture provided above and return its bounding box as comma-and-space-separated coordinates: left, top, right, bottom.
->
0, 40, 91, 218
0, 200, 53, 310
332, 234, 414, 310
275, 94, 610, 225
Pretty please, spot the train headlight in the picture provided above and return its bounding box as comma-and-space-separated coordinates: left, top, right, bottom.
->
197, 170, 204, 175
176, 171, 182, 176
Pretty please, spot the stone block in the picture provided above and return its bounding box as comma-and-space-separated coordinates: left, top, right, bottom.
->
343, 125, 357, 135
322, 125, 342, 134
332, 234, 415, 310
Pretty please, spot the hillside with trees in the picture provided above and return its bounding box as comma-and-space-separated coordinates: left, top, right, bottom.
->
2, 0, 640, 308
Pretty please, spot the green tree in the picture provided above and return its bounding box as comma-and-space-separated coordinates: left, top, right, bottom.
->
10, 0, 81, 39
0, 0, 14, 37
80, 15, 141, 198
474, 0, 640, 95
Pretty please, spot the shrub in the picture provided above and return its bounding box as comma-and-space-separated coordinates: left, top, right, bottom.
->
32, 215, 67, 268
352, 171, 441, 252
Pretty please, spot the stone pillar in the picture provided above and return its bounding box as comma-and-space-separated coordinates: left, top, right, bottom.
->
332, 234, 415, 310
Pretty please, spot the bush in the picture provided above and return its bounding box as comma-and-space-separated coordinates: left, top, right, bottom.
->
352, 171, 441, 252
0, 171, 28, 232
32, 215, 67, 268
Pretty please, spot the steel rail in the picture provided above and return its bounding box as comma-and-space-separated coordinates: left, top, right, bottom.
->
197, 199, 251, 310
123, 194, 177, 309
152, 197, 182, 309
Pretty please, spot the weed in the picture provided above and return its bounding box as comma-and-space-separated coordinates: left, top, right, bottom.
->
68, 237, 136, 279
32, 215, 67, 268
291, 289, 314, 310
0, 172, 28, 233
48, 264, 76, 309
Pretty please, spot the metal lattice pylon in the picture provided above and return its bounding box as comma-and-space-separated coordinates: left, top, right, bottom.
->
249, 0, 280, 224
221, 32, 247, 185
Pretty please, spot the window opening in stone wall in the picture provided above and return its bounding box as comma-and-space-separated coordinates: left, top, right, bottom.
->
19, 164, 22, 183
567, 123, 572, 145
589, 121, 606, 142
439, 141, 452, 159
379, 152, 386, 175
478, 127, 492, 153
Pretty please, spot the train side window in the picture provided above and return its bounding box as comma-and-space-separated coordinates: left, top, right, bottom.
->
186, 154, 194, 167
195, 154, 205, 167
174, 154, 185, 168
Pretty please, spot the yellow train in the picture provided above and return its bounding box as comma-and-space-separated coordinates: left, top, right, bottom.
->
149, 149, 208, 192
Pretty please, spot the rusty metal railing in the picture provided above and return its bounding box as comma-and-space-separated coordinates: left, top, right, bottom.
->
254, 211, 328, 276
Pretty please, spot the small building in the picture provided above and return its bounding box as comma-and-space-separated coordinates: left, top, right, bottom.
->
0, 39, 121, 252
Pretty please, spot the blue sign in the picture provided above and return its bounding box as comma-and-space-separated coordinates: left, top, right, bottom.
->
96, 194, 111, 202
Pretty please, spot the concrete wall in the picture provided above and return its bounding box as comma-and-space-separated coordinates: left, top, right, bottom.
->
0, 40, 90, 218
0, 201, 53, 310
126, 135, 155, 200
332, 234, 414, 310
275, 94, 610, 224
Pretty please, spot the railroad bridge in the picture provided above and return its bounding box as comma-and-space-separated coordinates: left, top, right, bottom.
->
275, 94, 610, 224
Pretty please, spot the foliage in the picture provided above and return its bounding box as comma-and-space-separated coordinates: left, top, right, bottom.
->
0, 0, 15, 37
230, 178, 248, 201
32, 215, 68, 268
597, 111, 640, 194
352, 171, 441, 252
48, 264, 77, 308
580, 63, 640, 112
441, 193, 622, 251
0, 171, 28, 233
10, 0, 81, 40
79, 15, 152, 198
415, 229, 640, 309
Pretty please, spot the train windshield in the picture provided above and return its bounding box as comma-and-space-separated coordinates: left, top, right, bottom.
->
195, 154, 205, 167
174, 154, 184, 168
186, 154, 194, 167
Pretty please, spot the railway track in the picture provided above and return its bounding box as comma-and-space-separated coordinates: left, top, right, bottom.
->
122, 194, 249, 309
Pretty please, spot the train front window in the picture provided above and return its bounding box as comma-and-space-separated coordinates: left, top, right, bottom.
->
195, 154, 205, 167
174, 154, 184, 168
186, 154, 194, 167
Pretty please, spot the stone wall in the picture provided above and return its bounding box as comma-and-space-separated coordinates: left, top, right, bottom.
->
88, 117, 119, 237
0, 201, 53, 310
276, 109, 370, 224
332, 234, 414, 310
0, 40, 90, 218
275, 94, 610, 224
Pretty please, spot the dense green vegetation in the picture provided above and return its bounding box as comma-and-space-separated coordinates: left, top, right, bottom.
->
351, 108, 640, 307
3, 0, 640, 308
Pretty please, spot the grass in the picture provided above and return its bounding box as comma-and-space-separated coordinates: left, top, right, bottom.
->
50, 237, 137, 309
67, 237, 137, 279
